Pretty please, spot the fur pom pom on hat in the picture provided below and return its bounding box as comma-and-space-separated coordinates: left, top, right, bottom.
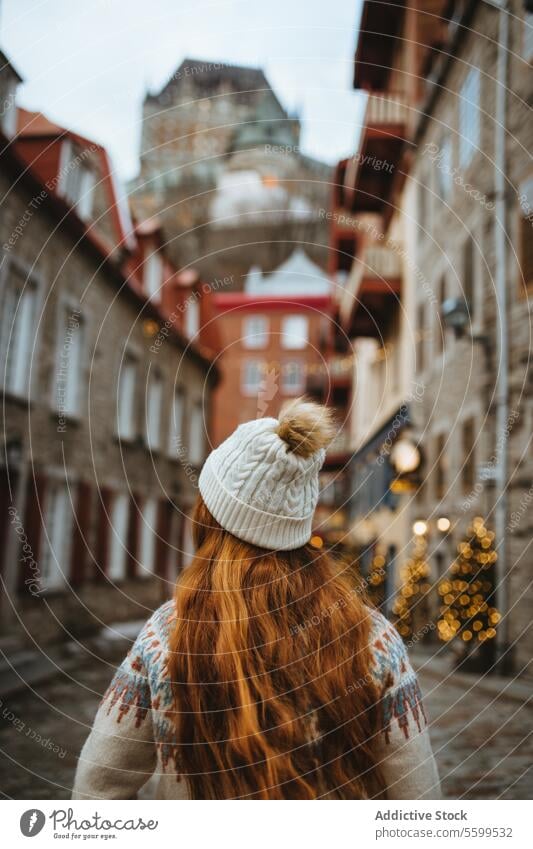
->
198, 398, 335, 550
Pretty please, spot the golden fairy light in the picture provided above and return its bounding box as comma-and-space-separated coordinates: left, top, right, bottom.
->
437, 517, 500, 648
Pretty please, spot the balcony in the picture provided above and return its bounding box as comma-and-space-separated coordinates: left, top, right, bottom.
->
327, 429, 352, 460
340, 244, 402, 339
342, 93, 407, 215
365, 93, 408, 131
328, 354, 353, 385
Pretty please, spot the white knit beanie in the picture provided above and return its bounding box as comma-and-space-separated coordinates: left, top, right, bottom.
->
198, 399, 335, 550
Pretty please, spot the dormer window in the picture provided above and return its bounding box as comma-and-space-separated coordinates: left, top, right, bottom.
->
1, 78, 18, 138
144, 251, 162, 302
57, 139, 95, 220
185, 297, 200, 339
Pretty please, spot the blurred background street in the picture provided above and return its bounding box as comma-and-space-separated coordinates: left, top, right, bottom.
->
1, 0, 533, 799
1, 634, 531, 800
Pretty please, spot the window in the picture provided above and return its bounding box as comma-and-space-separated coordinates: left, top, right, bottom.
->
185, 298, 200, 339
435, 433, 447, 500
242, 360, 265, 395
0, 269, 37, 397
168, 389, 184, 455
435, 277, 446, 354
461, 418, 475, 493
146, 373, 163, 450
418, 170, 429, 230
524, 12, 533, 61
55, 308, 84, 417
58, 140, 95, 219
437, 134, 453, 200
76, 168, 96, 220
41, 482, 73, 591
117, 355, 137, 439
416, 303, 426, 373
459, 68, 480, 169
139, 498, 158, 575
281, 315, 308, 350
462, 236, 475, 314
188, 400, 205, 465
108, 494, 130, 581
281, 361, 305, 395
519, 177, 533, 289
243, 315, 268, 349
1, 80, 17, 138
144, 251, 162, 302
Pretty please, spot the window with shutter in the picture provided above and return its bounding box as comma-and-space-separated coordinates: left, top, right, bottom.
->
41, 483, 73, 591
0, 270, 37, 397
459, 68, 481, 169
146, 373, 163, 449
55, 308, 84, 417
108, 494, 130, 581
117, 355, 137, 439
139, 498, 157, 575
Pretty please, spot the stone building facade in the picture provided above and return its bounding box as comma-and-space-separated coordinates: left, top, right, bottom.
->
0, 63, 217, 652
339, 0, 533, 674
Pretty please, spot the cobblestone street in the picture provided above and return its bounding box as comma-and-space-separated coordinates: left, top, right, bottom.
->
1, 636, 532, 800
414, 654, 533, 800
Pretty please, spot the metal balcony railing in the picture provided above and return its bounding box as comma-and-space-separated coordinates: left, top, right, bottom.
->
365, 93, 408, 127
328, 430, 352, 456
328, 355, 353, 380
364, 245, 403, 278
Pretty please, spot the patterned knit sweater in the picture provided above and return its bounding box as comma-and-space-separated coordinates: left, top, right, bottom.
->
72, 601, 441, 800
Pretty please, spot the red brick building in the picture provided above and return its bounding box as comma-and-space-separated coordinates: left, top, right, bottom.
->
210, 250, 333, 446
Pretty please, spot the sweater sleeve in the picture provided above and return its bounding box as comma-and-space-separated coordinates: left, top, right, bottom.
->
370, 614, 442, 800
72, 622, 157, 800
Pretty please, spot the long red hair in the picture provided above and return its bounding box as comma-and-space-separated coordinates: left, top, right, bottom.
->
167, 496, 386, 799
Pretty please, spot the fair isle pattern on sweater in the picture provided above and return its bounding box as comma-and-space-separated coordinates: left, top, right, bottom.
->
73, 601, 441, 800
369, 620, 427, 743
103, 602, 426, 761
103, 603, 180, 772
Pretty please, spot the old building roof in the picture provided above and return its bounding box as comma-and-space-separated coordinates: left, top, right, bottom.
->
245, 248, 331, 296
16, 108, 136, 253
153, 58, 271, 99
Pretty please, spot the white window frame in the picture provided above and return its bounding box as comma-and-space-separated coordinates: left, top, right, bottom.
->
281, 360, 305, 395
0, 268, 38, 399
459, 67, 481, 170
57, 139, 95, 218
117, 354, 137, 440
188, 399, 205, 465
241, 359, 265, 395
185, 297, 200, 339
243, 315, 269, 349
139, 498, 158, 576
438, 134, 453, 200
40, 481, 73, 591
144, 250, 162, 302
76, 168, 96, 220
524, 12, 533, 61
146, 372, 163, 450
1, 79, 18, 138
108, 493, 130, 581
54, 305, 85, 418
281, 314, 308, 350
168, 388, 185, 457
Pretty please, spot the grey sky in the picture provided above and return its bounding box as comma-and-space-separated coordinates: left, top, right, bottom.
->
2, 0, 365, 180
